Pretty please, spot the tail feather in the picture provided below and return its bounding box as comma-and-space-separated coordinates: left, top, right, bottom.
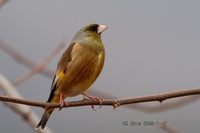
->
36, 109, 54, 130
36, 94, 59, 130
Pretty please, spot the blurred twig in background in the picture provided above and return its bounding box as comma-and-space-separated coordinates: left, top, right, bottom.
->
12, 37, 66, 86
159, 122, 186, 133
0, 0, 9, 8
0, 39, 54, 77
0, 73, 53, 133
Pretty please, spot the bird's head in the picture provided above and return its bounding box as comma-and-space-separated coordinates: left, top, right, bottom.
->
72, 24, 108, 44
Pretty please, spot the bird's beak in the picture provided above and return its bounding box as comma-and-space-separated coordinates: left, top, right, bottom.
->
98, 25, 108, 34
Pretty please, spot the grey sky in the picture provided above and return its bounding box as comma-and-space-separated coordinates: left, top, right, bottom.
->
0, 1, 200, 133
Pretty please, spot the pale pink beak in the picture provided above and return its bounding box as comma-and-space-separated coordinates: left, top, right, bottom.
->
98, 25, 108, 34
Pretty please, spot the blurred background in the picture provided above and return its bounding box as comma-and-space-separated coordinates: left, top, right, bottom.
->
0, 0, 200, 133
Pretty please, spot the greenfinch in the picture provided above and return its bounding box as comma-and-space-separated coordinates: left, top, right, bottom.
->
36, 24, 107, 130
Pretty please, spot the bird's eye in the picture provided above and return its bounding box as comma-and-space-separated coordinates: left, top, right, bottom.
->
88, 26, 98, 32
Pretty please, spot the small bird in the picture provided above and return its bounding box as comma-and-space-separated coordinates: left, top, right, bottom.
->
36, 24, 107, 130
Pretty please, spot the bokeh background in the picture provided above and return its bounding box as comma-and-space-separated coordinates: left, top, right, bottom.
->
1, 0, 200, 133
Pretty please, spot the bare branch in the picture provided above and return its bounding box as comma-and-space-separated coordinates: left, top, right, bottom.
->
128, 95, 200, 113
0, 88, 200, 109
12, 37, 66, 86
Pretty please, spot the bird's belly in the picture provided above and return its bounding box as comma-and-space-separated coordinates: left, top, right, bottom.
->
62, 77, 96, 97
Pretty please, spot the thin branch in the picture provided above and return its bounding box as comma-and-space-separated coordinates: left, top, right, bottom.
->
12, 37, 66, 86
86, 88, 200, 113
0, 88, 200, 109
128, 95, 200, 113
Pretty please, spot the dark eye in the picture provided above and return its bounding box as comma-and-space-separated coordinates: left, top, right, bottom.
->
88, 26, 98, 32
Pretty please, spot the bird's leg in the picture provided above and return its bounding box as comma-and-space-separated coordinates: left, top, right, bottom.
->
82, 93, 102, 111
59, 93, 68, 110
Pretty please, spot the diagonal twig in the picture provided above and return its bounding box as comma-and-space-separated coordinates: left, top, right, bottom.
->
11, 37, 66, 86
0, 73, 53, 133
159, 121, 186, 133
0, 0, 9, 8
0, 39, 55, 77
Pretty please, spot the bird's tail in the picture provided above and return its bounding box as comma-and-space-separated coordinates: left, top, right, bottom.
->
36, 109, 54, 130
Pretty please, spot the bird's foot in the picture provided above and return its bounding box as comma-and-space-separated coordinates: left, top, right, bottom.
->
59, 93, 68, 110
82, 93, 102, 111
